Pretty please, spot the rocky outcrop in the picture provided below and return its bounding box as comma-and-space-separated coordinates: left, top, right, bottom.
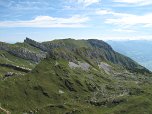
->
9, 48, 46, 62
90, 97, 125, 106
69, 61, 90, 71
0, 41, 46, 62
64, 79, 76, 92
98, 62, 112, 74
24, 37, 48, 52
5, 72, 14, 77
88, 39, 113, 51
0, 63, 31, 73
0, 42, 9, 50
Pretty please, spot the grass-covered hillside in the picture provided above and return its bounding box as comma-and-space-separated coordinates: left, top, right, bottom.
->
0, 40, 46, 78
0, 38, 152, 114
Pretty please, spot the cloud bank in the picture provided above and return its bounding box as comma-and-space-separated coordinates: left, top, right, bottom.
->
113, 0, 152, 6
0, 15, 89, 28
96, 10, 152, 27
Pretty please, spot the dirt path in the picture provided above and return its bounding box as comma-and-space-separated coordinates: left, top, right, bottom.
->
0, 107, 10, 114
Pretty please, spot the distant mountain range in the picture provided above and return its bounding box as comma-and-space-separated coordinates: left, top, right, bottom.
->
107, 40, 152, 71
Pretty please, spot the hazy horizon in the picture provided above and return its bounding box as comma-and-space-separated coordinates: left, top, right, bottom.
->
2, 37, 152, 44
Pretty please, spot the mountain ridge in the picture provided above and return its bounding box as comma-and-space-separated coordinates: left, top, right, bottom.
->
0, 37, 150, 78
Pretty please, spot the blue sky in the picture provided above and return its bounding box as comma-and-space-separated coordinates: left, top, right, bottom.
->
0, 0, 152, 42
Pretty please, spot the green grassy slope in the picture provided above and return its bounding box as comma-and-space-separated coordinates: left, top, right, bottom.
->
0, 57, 152, 114
0, 50, 35, 78
0, 40, 45, 77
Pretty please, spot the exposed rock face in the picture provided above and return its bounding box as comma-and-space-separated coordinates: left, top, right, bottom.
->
0, 41, 46, 62
5, 72, 14, 77
0, 63, 31, 73
58, 90, 64, 94
69, 61, 90, 71
98, 62, 112, 74
0, 42, 9, 50
69, 62, 79, 69
64, 79, 76, 91
24, 37, 48, 52
10, 48, 46, 62
88, 39, 113, 51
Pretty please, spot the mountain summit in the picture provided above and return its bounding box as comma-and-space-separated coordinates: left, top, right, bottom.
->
24, 38, 150, 73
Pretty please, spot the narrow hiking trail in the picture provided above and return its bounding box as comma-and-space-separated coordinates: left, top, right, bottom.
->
0, 106, 10, 114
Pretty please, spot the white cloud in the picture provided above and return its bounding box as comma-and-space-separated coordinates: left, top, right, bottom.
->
106, 13, 152, 27
0, 15, 89, 28
96, 10, 134, 17
69, 0, 100, 6
113, 0, 152, 6
113, 28, 136, 33
96, 10, 152, 27
81, 0, 100, 6
0, 0, 52, 10
96, 10, 110, 15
